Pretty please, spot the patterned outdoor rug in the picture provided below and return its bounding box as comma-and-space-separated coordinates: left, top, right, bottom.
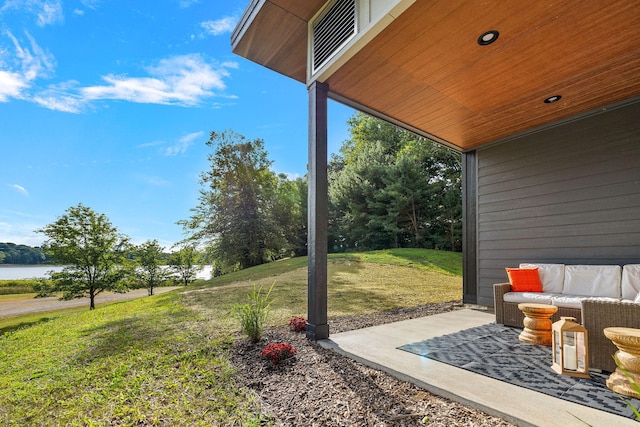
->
398, 323, 640, 419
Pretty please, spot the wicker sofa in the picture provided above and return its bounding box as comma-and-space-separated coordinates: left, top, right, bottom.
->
494, 263, 640, 372
582, 299, 640, 372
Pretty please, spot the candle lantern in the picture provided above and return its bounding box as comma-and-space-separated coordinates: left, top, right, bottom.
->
551, 316, 590, 378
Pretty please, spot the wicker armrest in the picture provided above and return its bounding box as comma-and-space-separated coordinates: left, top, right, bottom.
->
582, 299, 640, 372
493, 282, 511, 325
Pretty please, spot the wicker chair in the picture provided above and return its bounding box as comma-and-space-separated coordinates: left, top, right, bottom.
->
582, 299, 640, 372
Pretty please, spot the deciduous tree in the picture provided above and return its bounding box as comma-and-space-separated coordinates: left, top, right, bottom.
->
37, 204, 131, 310
0, 242, 47, 264
269, 174, 307, 258
181, 130, 305, 270
132, 239, 169, 295
167, 244, 202, 286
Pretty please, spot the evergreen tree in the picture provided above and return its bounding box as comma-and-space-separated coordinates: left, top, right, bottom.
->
329, 113, 462, 251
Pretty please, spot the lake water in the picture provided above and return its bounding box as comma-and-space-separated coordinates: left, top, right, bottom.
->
0, 265, 213, 280
0, 265, 65, 280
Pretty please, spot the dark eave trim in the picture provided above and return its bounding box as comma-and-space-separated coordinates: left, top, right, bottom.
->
231, 0, 265, 52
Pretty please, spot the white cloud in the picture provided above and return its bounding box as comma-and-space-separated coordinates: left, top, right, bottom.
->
81, 54, 236, 107
73, 0, 99, 16
0, 211, 47, 245
136, 140, 166, 149
32, 92, 84, 112
0, 30, 56, 102
32, 81, 85, 112
80, 0, 100, 10
0, 221, 45, 246
0, 33, 236, 111
137, 174, 170, 186
9, 184, 29, 196
220, 61, 239, 70
16, 31, 56, 79
0, 0, 63, 26
165, 131, 204, 156
201, 16, 238, 36
37, 0, 63, 26
0, 70, 27, 101
179, 0, 199, 8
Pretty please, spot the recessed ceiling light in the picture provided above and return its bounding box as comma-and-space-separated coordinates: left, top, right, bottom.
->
478, 30, 499, 46
544, 95, 562, 104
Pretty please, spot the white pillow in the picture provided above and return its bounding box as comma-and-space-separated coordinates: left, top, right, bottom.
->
563, 265, 621, 298
520, 263, 564, 293
622, 265, 640, 300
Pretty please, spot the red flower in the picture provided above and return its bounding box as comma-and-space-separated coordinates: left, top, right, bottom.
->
261, 343, 296, 365
288, 316, 307, 332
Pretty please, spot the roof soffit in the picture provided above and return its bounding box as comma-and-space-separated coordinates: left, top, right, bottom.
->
233, 0, 640, 151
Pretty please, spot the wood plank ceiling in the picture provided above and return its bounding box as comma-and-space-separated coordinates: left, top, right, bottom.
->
232, 0, 640, 152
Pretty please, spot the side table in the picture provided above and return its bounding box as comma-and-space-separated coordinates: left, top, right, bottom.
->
517, 303, 558, 346
604, 327, 640, 398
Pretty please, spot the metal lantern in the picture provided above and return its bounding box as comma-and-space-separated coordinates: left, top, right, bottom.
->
551, 316, 590, 378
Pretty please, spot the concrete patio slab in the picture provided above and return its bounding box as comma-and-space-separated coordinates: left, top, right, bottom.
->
319, 308, 637, 427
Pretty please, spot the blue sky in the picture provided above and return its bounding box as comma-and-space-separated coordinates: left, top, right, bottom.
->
0, 0, 354, 249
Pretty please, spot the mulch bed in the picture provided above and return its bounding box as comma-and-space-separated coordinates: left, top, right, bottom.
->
229, 302, 515, 426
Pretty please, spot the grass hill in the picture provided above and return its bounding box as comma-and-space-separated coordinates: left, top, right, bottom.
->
0, 249, 462, 425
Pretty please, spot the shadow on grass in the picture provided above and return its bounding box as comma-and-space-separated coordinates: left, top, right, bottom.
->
73, 293, 226, 367
79, 316, 163, 361
329, 287, 405, 314
0, 317, 53, 336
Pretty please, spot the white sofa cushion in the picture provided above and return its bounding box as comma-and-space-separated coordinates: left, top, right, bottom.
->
504, 292, 554, 305
562, 265, 621, 298
621, 264, 640, 300
520, 263, 564, 293
552, 295, 619, 310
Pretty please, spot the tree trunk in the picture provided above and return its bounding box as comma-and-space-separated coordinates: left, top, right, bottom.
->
450, 220, 455, 251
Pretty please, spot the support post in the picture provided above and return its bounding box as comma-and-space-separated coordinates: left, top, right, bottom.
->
306, 81, 329, 340
462, 151, 478, 305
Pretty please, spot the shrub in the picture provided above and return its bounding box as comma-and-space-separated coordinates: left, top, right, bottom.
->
231, 282, 274, 343
261, 343, 296, 365
33, 278, 56, 297
0, 279, 45, 295
288, 316, 307, 332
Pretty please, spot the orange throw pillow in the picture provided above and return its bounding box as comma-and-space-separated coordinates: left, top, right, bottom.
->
505, 267, 543, 292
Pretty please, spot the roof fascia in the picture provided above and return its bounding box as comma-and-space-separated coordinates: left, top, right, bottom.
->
231, 0, 265, 52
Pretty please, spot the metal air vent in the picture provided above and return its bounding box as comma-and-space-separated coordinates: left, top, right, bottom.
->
312, 0, 357, 73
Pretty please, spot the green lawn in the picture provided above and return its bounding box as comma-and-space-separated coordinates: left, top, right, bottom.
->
0, 249, 462, 426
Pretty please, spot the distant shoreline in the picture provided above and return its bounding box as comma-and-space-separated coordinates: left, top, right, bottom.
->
0, 265, 213, 281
